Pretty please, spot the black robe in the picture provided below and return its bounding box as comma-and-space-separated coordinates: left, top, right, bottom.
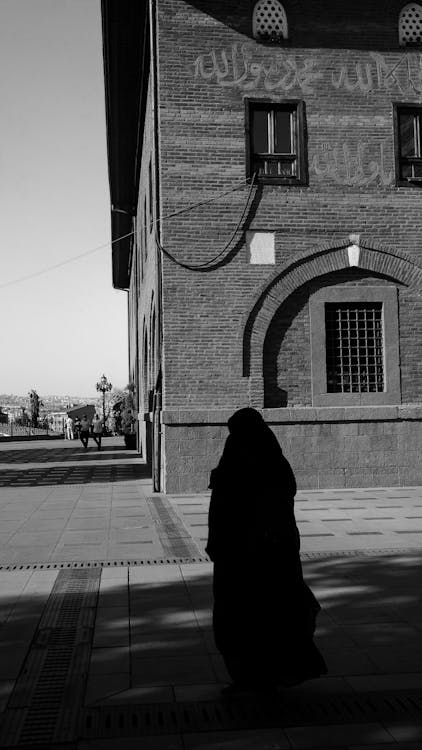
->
206, 408, 327, 687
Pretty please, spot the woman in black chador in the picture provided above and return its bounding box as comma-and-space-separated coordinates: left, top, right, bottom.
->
206, 408, 327, 695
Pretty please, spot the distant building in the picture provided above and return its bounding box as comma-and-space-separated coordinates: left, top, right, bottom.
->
102, 1, 422, 492
48, 412, 67, 433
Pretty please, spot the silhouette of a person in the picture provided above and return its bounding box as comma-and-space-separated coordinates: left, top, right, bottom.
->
79, 414, 91, 449
206, 407, 327, 696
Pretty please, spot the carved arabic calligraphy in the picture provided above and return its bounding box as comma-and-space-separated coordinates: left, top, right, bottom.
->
311, 142, 393, 187
193, 45, 422, 97
333, 52, 422, 95
193, 43, 323, 93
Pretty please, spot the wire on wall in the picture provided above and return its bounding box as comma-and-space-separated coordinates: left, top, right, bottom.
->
156, 174, 257, 271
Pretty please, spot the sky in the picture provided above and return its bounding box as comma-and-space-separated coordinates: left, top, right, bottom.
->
0, 0, 128, 398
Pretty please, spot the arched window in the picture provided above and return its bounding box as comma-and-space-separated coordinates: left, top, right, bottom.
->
399, 3, 422, 45
150, 303, 156, 389
142, 322, 149, 412
253, 0, 288, 41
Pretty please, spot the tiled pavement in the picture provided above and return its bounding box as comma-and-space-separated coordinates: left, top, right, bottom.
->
0, 438, 422, 748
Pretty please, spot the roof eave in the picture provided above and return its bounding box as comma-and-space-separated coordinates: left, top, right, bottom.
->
101, 0, 149, 290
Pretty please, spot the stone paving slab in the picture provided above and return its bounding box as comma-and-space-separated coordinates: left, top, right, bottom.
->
1, 438, 422, 747
170, 489, 422, 555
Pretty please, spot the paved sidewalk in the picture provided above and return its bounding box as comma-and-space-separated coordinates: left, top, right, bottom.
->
0, 438, 421, 748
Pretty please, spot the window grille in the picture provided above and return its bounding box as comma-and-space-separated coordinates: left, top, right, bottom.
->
325, 303, 384, 393
253, 0, 288, 40
399, 3, 422, 45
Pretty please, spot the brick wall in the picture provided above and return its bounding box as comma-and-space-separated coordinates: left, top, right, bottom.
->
124, 1, 422, 490
154, 0, 422, 413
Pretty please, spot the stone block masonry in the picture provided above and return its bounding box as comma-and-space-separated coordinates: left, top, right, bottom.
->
162, 406, 422, 493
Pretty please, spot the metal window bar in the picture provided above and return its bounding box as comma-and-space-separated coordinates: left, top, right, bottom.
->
325, 303, 384, 393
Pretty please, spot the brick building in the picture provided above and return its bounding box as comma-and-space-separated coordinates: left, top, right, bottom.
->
102, 0, 422, 492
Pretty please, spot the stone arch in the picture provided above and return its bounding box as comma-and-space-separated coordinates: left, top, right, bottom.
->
242, 238, 422, 405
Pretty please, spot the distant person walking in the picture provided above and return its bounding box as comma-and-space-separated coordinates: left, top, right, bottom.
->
92, 414, 103, 451
65, 416, 74, 441
206, 408, 327, 696
79, 414, 91, 449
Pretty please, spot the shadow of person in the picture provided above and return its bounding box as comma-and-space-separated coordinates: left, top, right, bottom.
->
205, 407, 327, 696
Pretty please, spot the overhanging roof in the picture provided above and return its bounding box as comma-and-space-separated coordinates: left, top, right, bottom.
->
101, 0, 149, 289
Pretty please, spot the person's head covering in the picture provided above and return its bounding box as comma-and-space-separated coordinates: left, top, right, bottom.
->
226, 407, 279, 458
211, 407, 296, 500
227, 407, 265, 436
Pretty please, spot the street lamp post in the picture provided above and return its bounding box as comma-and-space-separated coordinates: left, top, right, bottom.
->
96, 374, 112, 431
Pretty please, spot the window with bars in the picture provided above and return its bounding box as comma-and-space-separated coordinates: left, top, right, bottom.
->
394, 105, 422, 183
325, 303, 384, 394
246, 100, 307, 184
309, 286, 400, 407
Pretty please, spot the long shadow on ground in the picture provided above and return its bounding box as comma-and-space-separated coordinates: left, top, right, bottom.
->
1, 554, 422, 746
0, 445, 140, 464
0, 462, 150, 487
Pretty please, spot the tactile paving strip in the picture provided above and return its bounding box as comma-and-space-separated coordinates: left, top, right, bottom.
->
146, 497, 204, 558
0, 568, 100, 747
80, 690, 422, 739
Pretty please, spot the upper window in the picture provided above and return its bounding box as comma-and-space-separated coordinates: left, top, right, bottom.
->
394, 104, 422, 184
399, 3, 422, 45
253, 0, 288, 42
246, 100, 307, 185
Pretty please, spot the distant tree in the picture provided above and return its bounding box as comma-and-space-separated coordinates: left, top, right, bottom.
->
110, 387, 126, 406
28, 390, 42, 428
120, 383, 136, 441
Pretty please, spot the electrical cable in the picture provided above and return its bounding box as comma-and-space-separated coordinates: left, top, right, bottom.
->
0, 176, 255, 289
156, 175, 255, 224
0, 230, 135, 290
156, 173, 257, 270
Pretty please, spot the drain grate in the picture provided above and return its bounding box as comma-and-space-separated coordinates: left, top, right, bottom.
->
0, 547, 422, 571
80, 691, 422, 739
0, 568, 100, 747
0, 557, 210, 571
300, 547, 422, 559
